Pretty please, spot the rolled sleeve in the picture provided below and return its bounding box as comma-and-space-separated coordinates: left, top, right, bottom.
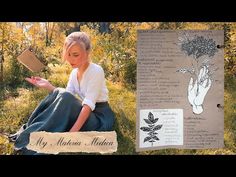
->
82, 98, 95, 111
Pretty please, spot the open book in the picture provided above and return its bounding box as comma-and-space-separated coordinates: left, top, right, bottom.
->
17, 48, 45, 72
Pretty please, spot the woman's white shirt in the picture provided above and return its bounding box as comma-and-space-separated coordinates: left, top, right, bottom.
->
66, 63, 108, 111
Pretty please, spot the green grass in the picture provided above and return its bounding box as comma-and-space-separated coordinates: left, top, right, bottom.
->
0, 70, 236, 155
107, 82, 137, 154
0, 87, 48, 154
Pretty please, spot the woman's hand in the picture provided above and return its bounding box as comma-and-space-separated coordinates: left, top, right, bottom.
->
188, 66, 212, 114
69, 127, 79, 132
25, 76, 56, 92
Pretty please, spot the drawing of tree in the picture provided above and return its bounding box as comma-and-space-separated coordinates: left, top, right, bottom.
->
176, 33, 219, 114
140, 112, 162, 146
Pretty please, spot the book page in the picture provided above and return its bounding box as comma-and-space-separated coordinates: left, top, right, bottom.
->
136, 30, 224, 151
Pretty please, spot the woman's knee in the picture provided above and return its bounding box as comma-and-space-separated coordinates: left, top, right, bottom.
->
80, 115, 100, 131
59, 91, 75, 100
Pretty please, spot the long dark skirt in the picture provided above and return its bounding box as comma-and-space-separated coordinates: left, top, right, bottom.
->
12, 88, 115, 155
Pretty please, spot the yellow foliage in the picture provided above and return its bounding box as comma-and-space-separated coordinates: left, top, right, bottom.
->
183, 22, 210, 30
80, 25, 106, 63
0, 136, 14, 155
47, 63, 71, 87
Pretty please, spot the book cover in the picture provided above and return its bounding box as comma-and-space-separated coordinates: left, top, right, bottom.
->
17, 48, 45, 72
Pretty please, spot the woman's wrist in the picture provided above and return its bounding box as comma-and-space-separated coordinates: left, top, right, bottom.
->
193, 104, 203, 114
47, 85, 56, 92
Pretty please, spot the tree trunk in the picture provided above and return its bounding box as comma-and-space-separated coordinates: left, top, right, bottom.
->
99, 22, 110, 33
0, 56, 3, 84
48, 23, 55, 46
45, 22, 49, 46
0, 25, 5, 85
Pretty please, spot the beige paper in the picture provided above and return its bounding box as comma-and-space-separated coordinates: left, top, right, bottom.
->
137, 30, 224, 151
26, 131, 117, 154
17, 49, 45, 72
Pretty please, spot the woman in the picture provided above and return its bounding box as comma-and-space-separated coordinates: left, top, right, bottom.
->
10, 32, 115, 154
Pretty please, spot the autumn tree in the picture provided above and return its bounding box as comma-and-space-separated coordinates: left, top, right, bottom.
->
0, 23, 12, 86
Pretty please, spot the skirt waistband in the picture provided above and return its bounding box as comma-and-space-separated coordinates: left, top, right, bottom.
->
96, 102, 108, 107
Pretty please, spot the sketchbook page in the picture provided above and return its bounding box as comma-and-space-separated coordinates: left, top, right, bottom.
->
17, 49, 45, 72
136, 30, 224, 151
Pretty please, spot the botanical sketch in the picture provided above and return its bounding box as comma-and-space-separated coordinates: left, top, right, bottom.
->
176, 32, 219, 114
140, 112, 162, 146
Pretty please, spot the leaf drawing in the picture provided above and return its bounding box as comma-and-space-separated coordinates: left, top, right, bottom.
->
153, 125, 163, 131
144, 136, 152, 142
151, 136, 159, 141
140, 112, 162, 146
148, 112, 155, 122
144, 119, 153, 124
152, 118, 159, 124
140, 127, 152, 132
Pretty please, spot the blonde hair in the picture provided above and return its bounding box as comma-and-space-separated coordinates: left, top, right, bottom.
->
62, 32, 91, 60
